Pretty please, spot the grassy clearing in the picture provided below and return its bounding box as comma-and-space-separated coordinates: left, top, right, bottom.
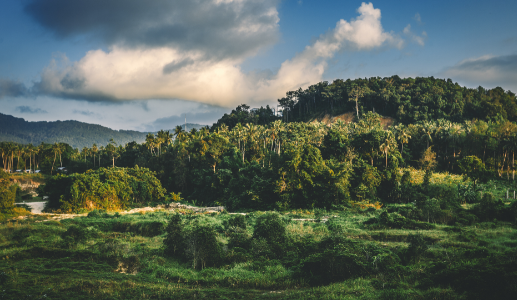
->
0, 205, 515, 299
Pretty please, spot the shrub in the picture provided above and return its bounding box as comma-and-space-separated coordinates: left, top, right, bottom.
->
473, 193, 505, 221
365, 211, 435, 229
252, 212, 289, 257
225, 214, 247, 230
163, 214, 183, 257
227, 226, 251, 249
184, 222, 223, 269
61, 224, 92, 247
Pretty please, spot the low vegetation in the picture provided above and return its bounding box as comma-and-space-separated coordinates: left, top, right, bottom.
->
1, 201, 516, 299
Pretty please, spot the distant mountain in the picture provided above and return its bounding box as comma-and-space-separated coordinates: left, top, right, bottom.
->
0, 113, 204, 149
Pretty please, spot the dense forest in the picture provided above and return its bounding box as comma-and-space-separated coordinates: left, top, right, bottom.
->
0, 112, 203, 149
276, 75, 517, 124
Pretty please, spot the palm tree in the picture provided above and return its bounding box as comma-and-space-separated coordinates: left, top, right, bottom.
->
145, 133, 156, 156
99, 146, 104, 167
380, 132, 396, 168
81, 147, 89, 168
92, 144, 98, 168
163, 131, 172, 153
157, 130, 167, 156
51, 143, 62, 175
26, 144, 34, 172
394, 125, 411, 155
106, 138, 118, 167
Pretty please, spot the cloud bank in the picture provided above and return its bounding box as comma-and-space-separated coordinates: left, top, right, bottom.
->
442, 54, 517, 93
25, 1, 407, 107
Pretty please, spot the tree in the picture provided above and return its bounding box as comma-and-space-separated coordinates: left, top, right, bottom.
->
92, 144, 98, 168
0, 169, 16, 210
457, 156, 486, 189
51, 143, 63, 175
419, 147, 437, 171
348, 84, 368, 119
105, 139, 119, 168
380, 131, 397, 168
163, 214, 184, 257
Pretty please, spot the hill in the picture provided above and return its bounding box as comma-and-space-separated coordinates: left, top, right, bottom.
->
279, 76, 517, 125
0, 113, 204, 149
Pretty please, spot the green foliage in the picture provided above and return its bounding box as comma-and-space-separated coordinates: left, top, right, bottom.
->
184, 222, 223, 269
61, 224, 95, 247
0, 169, 16, 210
402, 233, 429, 263
163, 214, 183, 257
43, 167, 166, 212
457, 155, 487, 187
252, 212, 289, 257
365, 211, 435, 229
473, 192, 506, 221
1, 207, 517, 299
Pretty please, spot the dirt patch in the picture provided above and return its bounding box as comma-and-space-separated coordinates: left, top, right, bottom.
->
312, 112, 395, 129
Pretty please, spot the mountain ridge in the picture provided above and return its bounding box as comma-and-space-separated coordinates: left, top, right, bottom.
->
0, 113, 204, 149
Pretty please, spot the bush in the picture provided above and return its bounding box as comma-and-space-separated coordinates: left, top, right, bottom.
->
0, 169, 16, 210
225, 214, 247, 229
163, 214, 183, 257
473, 193, 505, 221
252, 212, 289, 257
365, 211, 435, 230
61, 224, 93, 247
184, 222, 223, 269
227, 226, 251, 249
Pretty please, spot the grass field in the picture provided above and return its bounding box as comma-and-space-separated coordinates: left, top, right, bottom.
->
1, 203, 516, 299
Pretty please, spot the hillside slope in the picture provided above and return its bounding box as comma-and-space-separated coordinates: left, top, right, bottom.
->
0, 113, 204, 149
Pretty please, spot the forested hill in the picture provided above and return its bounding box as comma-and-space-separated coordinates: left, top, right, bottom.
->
0, 113, 203, 149
278, 76, 517, 124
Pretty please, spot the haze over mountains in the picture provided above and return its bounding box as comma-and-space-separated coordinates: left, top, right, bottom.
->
0, 113, 204, 149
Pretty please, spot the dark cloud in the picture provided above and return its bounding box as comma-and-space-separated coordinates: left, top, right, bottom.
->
25, 0, 280, 60
451, 54, 517, 72
0, 79, 30, 98
142, 107, 231, 131
60, 74, 86, 90
442, 54, 517, 93
163, 58, 195, 74
32, 79, 117, 102
72, 109, 95, 116
15, 106, 47, 114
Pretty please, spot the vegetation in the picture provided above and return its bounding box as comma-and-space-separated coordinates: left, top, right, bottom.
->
42, 167, 166, 213
1, 204, 516, 299
1, 76, 517, 298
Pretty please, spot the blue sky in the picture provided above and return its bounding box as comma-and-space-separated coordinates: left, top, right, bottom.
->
1, 0, 516, 131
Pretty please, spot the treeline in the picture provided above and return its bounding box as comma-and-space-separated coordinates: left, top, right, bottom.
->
77, 111, 516, 211
7, 110, 517, 211
277, 76, 517, 124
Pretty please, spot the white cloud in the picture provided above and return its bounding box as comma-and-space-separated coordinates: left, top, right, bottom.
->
33, 2, 409, 107
413, 13, 422, 25
403, 24, 426, 46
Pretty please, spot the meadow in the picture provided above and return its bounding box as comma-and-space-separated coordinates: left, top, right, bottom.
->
1, 195, 516, 299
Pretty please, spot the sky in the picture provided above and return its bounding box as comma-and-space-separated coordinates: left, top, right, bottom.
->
1, 0, 516, 131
